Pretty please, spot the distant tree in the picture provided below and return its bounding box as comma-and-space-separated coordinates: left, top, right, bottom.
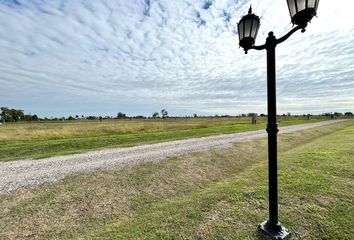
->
86, 116, 97, 120
260, 113, 266, 117
117, 112, 126, 119
75, 115, 79, 119
99, 116, 103, 122
334, 112, 343, 116
11, 109, 24, 122
81, 115, 85, 119
67, 116, 75, 120
152, 112, 159, 118
10, 109, 16, 122
134, 115, 145, 119
1, 108, 24, 122
161, 109, 168, 119
193, 113, 198, 118
344, 112, 353, 116
1, 107, 11, 123
32, 114, 39, 121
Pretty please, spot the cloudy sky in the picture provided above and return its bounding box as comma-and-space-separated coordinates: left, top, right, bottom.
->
0, 0, 353, 117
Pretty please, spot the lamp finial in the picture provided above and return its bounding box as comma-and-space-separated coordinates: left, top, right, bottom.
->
248, 5, 252, 14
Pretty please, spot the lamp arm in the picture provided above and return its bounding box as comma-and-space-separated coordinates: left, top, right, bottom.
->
244, 24, 305, 53
276, 25, 304, 45
248, 44, 267, 51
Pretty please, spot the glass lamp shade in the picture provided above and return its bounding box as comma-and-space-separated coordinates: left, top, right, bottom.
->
287, 0, 319, 26
237, 7, 260, 50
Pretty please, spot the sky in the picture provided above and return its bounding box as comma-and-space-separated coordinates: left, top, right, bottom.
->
0, 0, 353, 117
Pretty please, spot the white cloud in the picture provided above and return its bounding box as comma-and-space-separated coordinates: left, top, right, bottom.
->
0, 0, 353, 116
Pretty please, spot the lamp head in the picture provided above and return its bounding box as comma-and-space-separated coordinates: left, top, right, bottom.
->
237, 6, 260, 53
286, 0, 320, 27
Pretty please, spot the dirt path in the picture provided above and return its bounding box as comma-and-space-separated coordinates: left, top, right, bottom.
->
0, 120, 344, 194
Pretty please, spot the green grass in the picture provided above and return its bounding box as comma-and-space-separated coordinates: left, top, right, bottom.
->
0, 116, 330, 161
0, 120, 352, 239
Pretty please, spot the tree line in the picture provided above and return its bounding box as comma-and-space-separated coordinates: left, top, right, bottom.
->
0, 107, 171, 123
0, 107, 38, 123
1, 107, 353, 123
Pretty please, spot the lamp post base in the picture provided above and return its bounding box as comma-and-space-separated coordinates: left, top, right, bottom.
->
258, 221, 291, 240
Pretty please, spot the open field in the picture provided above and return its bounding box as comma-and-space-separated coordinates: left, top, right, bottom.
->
0, 120, 352, 239
0, 116, 335, 161
0, 120, 341, 194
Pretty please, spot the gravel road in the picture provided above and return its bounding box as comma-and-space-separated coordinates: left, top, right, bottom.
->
0, 120, 344, 194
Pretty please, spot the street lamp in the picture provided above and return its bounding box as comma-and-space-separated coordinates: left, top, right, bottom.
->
237, 1, 319, 239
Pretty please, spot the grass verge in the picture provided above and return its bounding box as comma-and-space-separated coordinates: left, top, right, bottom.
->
0, 120, 352, 239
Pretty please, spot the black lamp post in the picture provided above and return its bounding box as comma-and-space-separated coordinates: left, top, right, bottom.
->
237, 1, 319, 239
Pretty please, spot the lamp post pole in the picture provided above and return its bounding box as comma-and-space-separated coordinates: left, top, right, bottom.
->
245, 30, 289, 239
257, 31, 291, 239
266, 32, 278, 226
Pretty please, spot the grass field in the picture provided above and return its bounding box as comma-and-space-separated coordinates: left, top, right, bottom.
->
0, 120, 352, 239
0, 116, 332, 161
